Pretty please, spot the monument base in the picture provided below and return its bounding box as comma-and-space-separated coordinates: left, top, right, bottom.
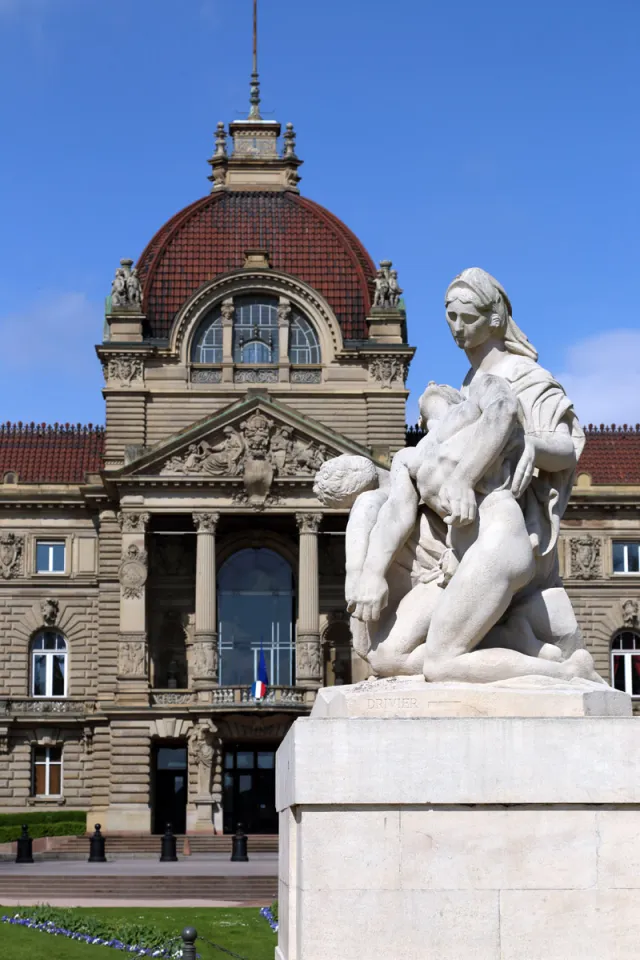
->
276, 681, 639, 960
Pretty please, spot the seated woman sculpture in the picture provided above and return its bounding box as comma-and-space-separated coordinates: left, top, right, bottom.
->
319, 267, 604, 685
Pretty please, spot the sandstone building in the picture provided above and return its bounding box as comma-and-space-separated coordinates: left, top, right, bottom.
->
0, 66, 639, 835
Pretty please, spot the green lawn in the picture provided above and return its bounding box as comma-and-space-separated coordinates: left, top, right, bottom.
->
0, 907, 276, 960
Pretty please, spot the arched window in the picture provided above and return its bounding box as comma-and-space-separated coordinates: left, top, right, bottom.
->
234, 297, 278, 364
218, 548, 294, 686
290, 313, 321, 364
191, 295, 322, 367
611, 630, 640, 697
192, 308, 222, 364
31, 630, 68, 698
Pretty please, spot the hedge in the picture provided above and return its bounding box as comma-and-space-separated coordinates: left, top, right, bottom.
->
0, 810, 86, 827
0, 821, 86, 844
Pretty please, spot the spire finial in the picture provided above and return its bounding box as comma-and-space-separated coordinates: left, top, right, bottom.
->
249, 0, 262, 120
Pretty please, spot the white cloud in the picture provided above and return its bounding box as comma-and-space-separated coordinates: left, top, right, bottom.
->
0, 291, 105, 424
556, 329, 640, 428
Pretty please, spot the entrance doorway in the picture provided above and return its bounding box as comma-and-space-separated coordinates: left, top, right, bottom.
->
223, 743, 278, 834
152, 742, 187, 834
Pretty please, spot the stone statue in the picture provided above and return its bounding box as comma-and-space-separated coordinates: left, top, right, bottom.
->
315, 268, 605, 686
110, 259, 142, 310
373, 261, 402, 309
188, 722, 217, 795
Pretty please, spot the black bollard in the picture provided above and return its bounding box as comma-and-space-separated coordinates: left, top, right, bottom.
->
181, 927, 197, 960
230, 822, 249, 862
160, 822, 178, 862
15, 824, 34, 864
88, 823, 107, 863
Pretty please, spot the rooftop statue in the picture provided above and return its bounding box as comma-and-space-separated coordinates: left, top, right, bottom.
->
110, 259, 142, 310
315, 267, 605, 685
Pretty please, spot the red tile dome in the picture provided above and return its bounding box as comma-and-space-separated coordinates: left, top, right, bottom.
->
135, 191, 376, 342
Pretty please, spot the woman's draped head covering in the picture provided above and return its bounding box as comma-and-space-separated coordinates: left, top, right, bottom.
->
445, 267, 538, 362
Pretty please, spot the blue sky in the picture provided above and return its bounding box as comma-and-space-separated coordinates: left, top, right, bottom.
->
0, 0, 638, 427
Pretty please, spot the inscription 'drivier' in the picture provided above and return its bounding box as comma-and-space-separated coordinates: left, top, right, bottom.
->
366, 697, 418, 709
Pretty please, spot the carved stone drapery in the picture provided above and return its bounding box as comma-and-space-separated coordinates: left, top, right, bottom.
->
118, 512, 150, 533
369, 356, 408, 388
570, 535, 601, 580
187, 720, 222, 800
118, 544, 148, 599
0, 533, 23, 580
104, 355, 144, 386
118, 635, 148, 678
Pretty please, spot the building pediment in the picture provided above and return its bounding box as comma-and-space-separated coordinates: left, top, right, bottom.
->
107, 394, 379, 507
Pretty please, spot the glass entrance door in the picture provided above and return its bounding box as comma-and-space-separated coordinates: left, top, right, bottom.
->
223, 745, 277, 834
218, 548, 294, 686
152, 744, 187, 834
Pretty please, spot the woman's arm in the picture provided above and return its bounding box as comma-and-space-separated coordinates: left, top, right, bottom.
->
512, 420, 577, 498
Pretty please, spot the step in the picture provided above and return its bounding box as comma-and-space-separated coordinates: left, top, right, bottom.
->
0, 876, 277, 901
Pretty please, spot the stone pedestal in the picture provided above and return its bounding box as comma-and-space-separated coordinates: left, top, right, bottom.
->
276, 679, 639, 960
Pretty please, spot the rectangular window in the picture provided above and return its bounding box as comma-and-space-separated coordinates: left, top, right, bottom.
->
32, 746, 63, 797
36, 541, 66, 574
613, 542, 640, 574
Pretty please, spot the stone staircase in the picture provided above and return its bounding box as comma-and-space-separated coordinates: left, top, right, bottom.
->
34, 833, 279, 859
0, 874, 277, 903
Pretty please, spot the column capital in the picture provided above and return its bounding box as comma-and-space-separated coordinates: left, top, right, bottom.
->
193, 512, 220, 534
296, 512, 322, 535
118, 511, 150, 533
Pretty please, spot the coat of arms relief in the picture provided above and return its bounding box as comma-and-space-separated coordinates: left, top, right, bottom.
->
160, 411, 329, 504
0, 534, 23, 580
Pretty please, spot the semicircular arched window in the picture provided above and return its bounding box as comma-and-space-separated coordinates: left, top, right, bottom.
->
31, 630, 68, 698
611, 630, 640, 697
192, 294, 322, 368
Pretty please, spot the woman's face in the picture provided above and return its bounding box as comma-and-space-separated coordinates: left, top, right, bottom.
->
446, 296, 494, 350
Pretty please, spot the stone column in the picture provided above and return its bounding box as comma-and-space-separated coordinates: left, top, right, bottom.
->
117, 512, 150, 705
193, 512, 220, 700
278, 297, 291, 382
296, 512, 323, 688
221, 297, 235, 383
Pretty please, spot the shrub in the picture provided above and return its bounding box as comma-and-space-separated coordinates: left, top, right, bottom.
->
0, 821, 85, 844
0, 810, 86, 827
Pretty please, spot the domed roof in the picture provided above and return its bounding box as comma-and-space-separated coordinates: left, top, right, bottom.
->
136, 191, 376, 342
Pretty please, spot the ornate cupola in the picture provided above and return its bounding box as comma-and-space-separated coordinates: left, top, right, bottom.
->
208, 0, 303, 193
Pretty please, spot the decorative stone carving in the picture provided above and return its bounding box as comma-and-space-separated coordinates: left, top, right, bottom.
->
220, 298, 235, 323
283, 122, 298, 159
373, 260, 403, 309
9, 700, 79, 714
369, 356, 407, 389
81, 726, 93, 757
234, 369, 278, 384
160, 415, 329, 498
0, 727, 8, 754
40, 598, 59, 627
214, 121, 227, 158
118, 544, 148, 599
570, 536, 601, 580
278, 302, 292, 325
315, 267, 605, 686
191, 369, 222, 384
0, 533, 23, 580
193, 513, 220, 534
153, 692, 196, 705
296, 513, 322, 535
187, 720, 220, 797
118, 513, 150, 533
111, 258, 143, 309
192, 641, 218, 680
105, 355, 144, 385
291, 369, 321, 384
622, 599, 639, 627
118, 637, 147, 677
296, 639, 323, 681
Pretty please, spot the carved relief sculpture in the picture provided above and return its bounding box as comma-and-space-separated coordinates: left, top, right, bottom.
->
118, 638, 147, 677
188, 721, 221, 798
118, 544, 148, 599
296, 639, 323, 681
192, 641, 218, 680
40, 598, 59, 627
0, 533, 23, 580
570, 535, 602, 580
118, 512, 150, 533
369, 356, 407, 389
622, 599, 639, 627
105, 356, 144, 385
373, 260, 403, 309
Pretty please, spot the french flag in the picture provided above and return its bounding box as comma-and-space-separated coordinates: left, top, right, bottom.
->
251, 641, 269, 700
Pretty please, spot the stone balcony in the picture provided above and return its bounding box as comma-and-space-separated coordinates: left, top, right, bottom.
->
150, 685, 314, 709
